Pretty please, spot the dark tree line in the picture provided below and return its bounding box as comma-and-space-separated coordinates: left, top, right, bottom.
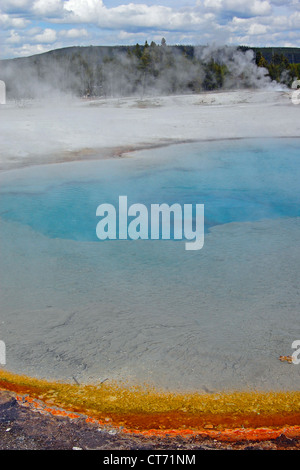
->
255, 50, 300, 87
67, 41, 300, 97
1, 40, 299, 99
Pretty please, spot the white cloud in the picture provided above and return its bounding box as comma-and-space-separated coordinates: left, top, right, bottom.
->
201, 0, 272, 16
0, 0, 299, 58
0, 0, 32, 11
248, 23, 268, 35
63, 0, 205, 30
32, 0, 64, 16
292, 0, 300, 10
227, 10, 300, 47
290, 10, 300, 27
59, 28, 88, 38
118, 30, 144, 40
0, 11, 28, 28
270, 0, 293, 5
2, 42, 51, 58
16, 43, 52, 56
5, 29, 22, 43
34, 28, 57, 43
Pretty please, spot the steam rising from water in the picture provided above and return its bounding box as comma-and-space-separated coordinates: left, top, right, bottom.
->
0, 44, 285, 102
197, 45, 280, 90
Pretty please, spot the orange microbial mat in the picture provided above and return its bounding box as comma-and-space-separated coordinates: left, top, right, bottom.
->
0, 369, 300, 442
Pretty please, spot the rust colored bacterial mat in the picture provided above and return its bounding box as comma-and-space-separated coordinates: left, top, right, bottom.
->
1, 370, 300, 442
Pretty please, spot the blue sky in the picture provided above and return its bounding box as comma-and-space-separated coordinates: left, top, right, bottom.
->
0, 0, 299, 59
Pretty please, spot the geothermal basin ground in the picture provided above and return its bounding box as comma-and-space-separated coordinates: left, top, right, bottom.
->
0, 89, 299, 446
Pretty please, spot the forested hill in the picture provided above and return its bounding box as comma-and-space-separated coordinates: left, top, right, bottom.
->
239, 46, 300, 64
1, 42, 299, 100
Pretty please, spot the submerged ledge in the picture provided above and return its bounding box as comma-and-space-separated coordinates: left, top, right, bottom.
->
1, 369, 300, 440
1, 135, 300, 173
0, 139, 189, 172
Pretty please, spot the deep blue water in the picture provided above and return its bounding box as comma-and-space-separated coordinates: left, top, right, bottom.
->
0, 138, 299, 241
1, 137, 300, 390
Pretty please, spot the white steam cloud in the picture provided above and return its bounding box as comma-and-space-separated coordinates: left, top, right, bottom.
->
0, 44, 288, 102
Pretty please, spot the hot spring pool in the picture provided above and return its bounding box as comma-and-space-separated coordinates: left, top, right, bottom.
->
0, 138, 299, 392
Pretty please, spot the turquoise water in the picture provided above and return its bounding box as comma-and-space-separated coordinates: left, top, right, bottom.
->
0, 138, 299, 241
0, 138, 299, 391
